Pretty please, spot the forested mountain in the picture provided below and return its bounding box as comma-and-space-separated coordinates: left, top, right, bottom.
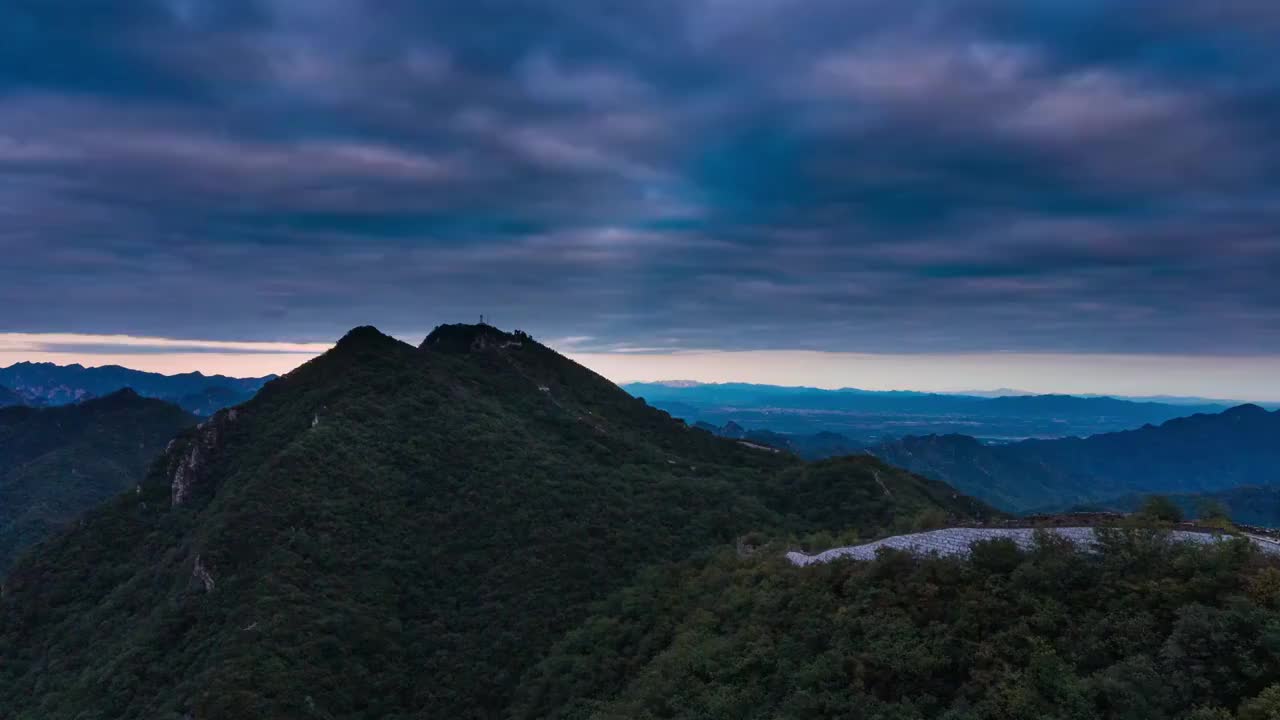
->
0, 390, 196, 574
0, 324, 990, 720
873, 405, 1280, 512
0, 361, 273, 415
0, 386, 22, 408
626, 381, 1233, 443
513, 529, 1280, 719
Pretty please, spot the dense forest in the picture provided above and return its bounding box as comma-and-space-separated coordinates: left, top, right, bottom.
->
0, 389, 196, 574
0, 325, 989, 720
515, 529, 1280, 720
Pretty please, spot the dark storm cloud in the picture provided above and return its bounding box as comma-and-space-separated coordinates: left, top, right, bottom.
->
2, 0, 1278, 353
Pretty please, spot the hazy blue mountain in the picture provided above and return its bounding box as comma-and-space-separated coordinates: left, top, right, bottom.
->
0, 389, 197, 574
175, 385, 257, 416
873, 404, 1280, 512
962, 388, 1270, 407
0, 386, 22, 408
0, 361, 274, 415
784, 430, 866, 460
692, 420, 865, 460
1080, 486, 1280, 529
625, 381, 1233, 443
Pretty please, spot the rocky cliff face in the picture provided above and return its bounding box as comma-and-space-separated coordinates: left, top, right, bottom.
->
166, 408, 239, 508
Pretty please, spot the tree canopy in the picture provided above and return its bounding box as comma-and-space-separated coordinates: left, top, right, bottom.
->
515, 529, 1280, 720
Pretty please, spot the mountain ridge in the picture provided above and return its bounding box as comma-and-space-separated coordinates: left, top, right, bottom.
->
0, 389, 197, 574
625, 380, 1235, 443
873, 403, 1280, 513
625, 380, 1263, 408
0, 323, 991, 719
0, 360, 274, 415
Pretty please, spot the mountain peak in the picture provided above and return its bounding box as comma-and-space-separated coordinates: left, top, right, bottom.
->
0, 315, 1002, 720
720, 420, 746, 439
335, 325, 397, 349
421, 323, 531, 354
1222, 403, 1268, 418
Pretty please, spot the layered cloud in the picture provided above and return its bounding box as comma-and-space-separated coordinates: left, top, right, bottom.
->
2, 0, 1278, 354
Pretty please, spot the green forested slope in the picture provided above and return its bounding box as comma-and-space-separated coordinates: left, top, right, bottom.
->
514, 530, 1280, 720
0, 389, 196, 574
0, 325, 989, 720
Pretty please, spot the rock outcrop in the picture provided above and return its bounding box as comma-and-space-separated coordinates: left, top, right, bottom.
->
167, 408, 238, 507
191, 554, 215, 592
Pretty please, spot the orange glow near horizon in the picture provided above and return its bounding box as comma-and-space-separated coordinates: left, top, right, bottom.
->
1, 332, 1277, 402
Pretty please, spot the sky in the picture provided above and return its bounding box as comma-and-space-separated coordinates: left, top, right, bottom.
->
3, 1, 1279, 397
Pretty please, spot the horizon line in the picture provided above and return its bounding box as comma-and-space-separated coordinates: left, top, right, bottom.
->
2, 331, 1280, 403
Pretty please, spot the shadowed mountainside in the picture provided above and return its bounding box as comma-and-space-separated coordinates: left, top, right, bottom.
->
1093, 486, 1280, 529
0, 386, 22, 408
0, 324, 990, 720
0, 389, 197, 574
872, 404, 1280, 512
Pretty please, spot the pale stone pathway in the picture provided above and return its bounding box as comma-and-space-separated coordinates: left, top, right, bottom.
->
787, 527, 1280, 566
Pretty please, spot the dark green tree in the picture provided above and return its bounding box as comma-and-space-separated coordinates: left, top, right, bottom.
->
1139, 494, 1184, 524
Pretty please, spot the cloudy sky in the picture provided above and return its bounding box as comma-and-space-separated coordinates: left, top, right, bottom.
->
3, 1, 1279, 396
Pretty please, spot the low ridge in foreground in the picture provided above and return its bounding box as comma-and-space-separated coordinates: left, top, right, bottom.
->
514, 524, 1280, 720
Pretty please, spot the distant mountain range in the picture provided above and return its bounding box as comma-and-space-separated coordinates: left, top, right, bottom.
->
0, 389, 196, 574
625, 381, 1239, 443
953, 387, 1264, 406
0, 361, 273, 415
872, 404, 1280, 513
634, 380, 1269, 407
